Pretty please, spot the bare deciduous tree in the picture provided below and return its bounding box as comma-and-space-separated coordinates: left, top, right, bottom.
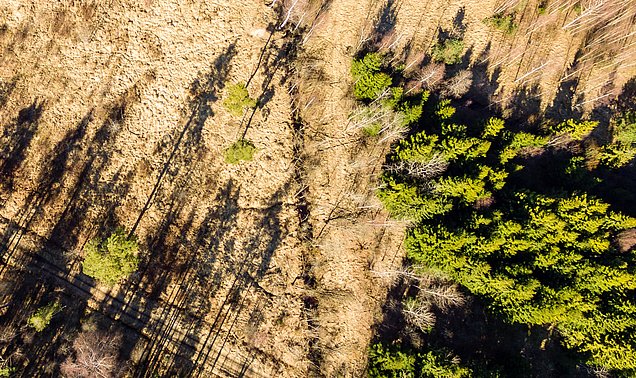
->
371, 266, 422, 283
348, 101, 407, 143
275, 0, 331, 40
61, 330, 123, 378
402, 297, 436, 330
405, 63, 446, 95
385, 156, 449, 180
403, 51, 426, 74
444, 70, 473, 98
374, 267, 466, 331
377, 29, 405, 54
415, 276, 466, 312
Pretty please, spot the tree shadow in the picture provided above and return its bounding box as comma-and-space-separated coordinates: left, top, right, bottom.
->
512, 78, 636, 217
0, 87, 140, 375
240, 27, 302, 139
544, 50, 586, 122
429, 297, 590, 377
0, 77, 17, 109
593, 164, 636, 217
0, 108, 92, 272
130, 42, 237, 235
48, 100, 132, 251
545, 77, 583, 121
451, 6, 467, 37
587, 68, 618, 135
507, 83, 543, 129
0, 25, 301, 378
0, 100, 44, 193
615, 77, 636, 113
0, 277, 90, 376
247, 186, 287, 278
455, 45, 474, 72
370, 0, 399, 48
112, 41, 303, 376
374, 281, 591, 377
185, 182, 288, 377
119, 194, 202, 377
466, 43, 502, 110
118, 178, 244, 377
438, 7, 467, 42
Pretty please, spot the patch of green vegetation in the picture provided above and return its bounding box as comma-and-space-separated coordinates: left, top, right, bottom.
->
351, 53, 392, 100
545, 118, 597, 140
600, 111, 636, 168
223, 83, 257, 117
224, 139, 256, 164
484, 13, 518, 35
378, 100, 636, 372
28, 301, 61, 332
538, 0, 548, 14
369, 343, 498, 378
388, 87, 428, 126
0, 366, 14, 378
362, 123, 382, 137
349, 57, 429, 140
431, 38, 465, 65
352, 43, 636, 376
82, 229, 139, 286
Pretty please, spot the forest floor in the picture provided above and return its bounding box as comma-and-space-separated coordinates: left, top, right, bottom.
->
0, 0, 634, 376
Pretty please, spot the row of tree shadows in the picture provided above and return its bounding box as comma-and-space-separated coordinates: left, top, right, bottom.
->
0, 17, 308, 376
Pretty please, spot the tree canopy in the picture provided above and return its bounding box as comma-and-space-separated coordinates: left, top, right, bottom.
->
378, 98, 636, 371
223, 82, 257, 117
82, 229, 139, 286
368, 343, 475, 378
357, 51, 636, 373
351, 53, 393, 100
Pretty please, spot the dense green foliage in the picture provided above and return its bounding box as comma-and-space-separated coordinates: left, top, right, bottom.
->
224, 139, 256, 164
431, 39, 465, 65
378, 95, 636, 371
0, 366, 14, 378
28, 301, 61, 332
407, 193, 636, 369
351, 53, 393, 100
600, 111, 636, 168
354, 50, 636, 375
223, 83, 257, 116
484, 13, 518, 35
82, 229, 139, 286
369, 343, 476, 378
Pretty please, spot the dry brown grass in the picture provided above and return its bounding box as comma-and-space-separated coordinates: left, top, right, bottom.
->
0, 0, 634, 377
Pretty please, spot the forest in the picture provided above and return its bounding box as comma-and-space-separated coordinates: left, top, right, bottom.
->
0, 0, 635, 377
356, 37, 636, 378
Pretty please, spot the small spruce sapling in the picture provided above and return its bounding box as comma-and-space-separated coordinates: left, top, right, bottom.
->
431, 39, 465, 65
28, 301, 62, 332
224, 139, 256, 164
223, 83, 257, 117
82, 229, 139, 286
351, 53, 392, 100
484, 13, 518, 35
